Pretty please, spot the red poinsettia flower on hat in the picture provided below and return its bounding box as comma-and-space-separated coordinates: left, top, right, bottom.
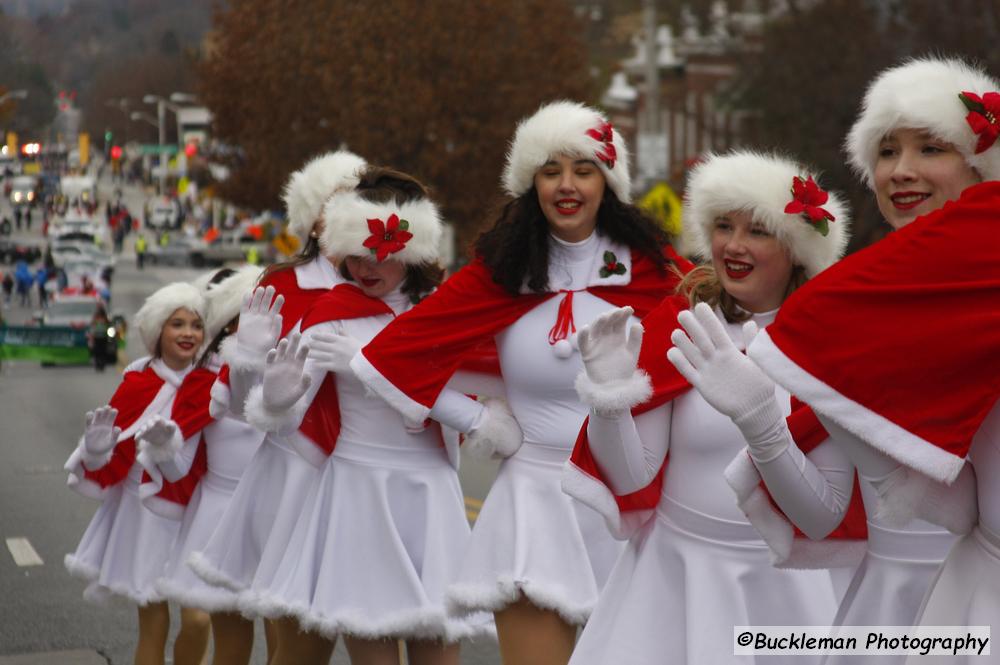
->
363, 213, 412, 262
959, 91, 1000, 154
586, 121, 617, 169
784, 175, 835, 237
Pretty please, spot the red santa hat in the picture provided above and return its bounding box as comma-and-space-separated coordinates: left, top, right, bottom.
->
502, 100, 632, 203
319, 187, 443, 265
134, 282, 207, 356
682, 151, 851, 278
282, 150, 367, 244
847, 57, 1000, 185
202, 265, 263, 341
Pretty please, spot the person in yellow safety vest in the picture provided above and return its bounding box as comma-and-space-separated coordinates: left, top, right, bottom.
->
135, 234, 148, 270
158, 230, 170, 247
245, 244, 260, 266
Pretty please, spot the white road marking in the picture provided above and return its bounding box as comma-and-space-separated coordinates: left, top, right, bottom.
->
5, 537, 44, 566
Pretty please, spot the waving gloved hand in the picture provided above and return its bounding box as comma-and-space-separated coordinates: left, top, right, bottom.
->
232, 285, 284, 370
667, 302, 787, 460
136, 415, 183, 463
82, 406, 121, 467
308, 331, 362, 375
574, 306, 651, 416
262, 334, 312, 412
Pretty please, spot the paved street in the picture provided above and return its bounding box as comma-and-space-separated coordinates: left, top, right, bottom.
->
0, 177, 502, 664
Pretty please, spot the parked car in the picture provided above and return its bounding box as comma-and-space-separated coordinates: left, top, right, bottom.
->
9, 175, 38, 208
189, 230, 268, 267
36, 294, 103, 328
147, 236, 201, 266
0, 239, 43, 264
144, 196, 182, 230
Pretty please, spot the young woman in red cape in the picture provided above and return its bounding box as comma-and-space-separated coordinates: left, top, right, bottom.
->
64, 282, 212, 665
344, 101, 690, 664
562, 151, 853, 664
238, 166, 490, 665
133, 267, 268, 665
187, 151, 364, 662
741, 58, 1000, 664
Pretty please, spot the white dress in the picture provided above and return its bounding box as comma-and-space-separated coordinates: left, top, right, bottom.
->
903, 402, 1000, 665
64, 359, 191, 605
153, 411, 265, 612
245, 294, 486, 641
187, 259, 339, 598
567, 309, 839, 665
440, 233, 638, 625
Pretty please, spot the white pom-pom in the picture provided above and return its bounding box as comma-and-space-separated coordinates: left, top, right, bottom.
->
552, 339, 573, 359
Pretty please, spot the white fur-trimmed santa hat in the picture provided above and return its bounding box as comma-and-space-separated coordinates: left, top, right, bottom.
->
282, 150, 367, 244
320, 188, 443, 265
847, 57, 1000, 186
134, 282, 207, 356
503, 100, 632, 203
682, 151, 851, 278
203, 265, 262, 341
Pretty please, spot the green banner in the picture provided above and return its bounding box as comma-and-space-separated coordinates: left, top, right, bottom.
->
139, 144, 180, 156
0, 325, 91, 364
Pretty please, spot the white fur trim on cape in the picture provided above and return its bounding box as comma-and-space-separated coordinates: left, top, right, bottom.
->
350, 351, 430, 423
243, 591, 492, 643
209, 376, 231, 419
875, 465, 978, 535
847, 57, 1000, 186
283, 150, 367, 243
64, 446, 110, 500
463, 398, 523, 460
134, 282, 207, 356
560, 460, 653, 540
320, 190, 443, 265
574, 369, 652, 416
749, 330, 966, 484
155, 577, 241, 614
186, 551, 248, 592
243, 384, 309, 435
203, 265, 262, 341
446, 575, 593, 627
503, 100, 632, 203
682, 151, 850, 278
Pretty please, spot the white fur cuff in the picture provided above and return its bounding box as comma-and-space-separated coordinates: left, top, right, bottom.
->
574, 369, 652, 416
463, 398, 523, 460
244, 384, 308, 434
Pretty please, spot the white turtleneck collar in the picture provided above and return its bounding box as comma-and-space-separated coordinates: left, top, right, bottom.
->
150, 357, 194, 387
549, 230, 598, 265
380, 284, 413, 317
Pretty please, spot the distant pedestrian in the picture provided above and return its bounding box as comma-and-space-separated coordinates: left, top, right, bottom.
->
36, 266, 49, 309
135, 234, 148, 270
1, 271, 13, 305
14, 260, 32, 307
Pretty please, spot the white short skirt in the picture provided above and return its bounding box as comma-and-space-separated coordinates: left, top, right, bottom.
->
188, 436, 320, 598
446, 443, 624, 626
823, 522, 955, 665
65, 474, 180, 606
155, 472, 244, 612
903, 526, 1000, 665
248, 438, 491, 641
569, 496, 840, 665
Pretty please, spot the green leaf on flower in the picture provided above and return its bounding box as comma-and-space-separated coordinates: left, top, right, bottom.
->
599, 267, 611, 278
959, 93, 984, 114
603, 250, 616, 264
398, 219, 410, 231
813, 218, 830, 237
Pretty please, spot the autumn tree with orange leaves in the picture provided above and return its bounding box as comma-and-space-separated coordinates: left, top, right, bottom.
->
199, 0, 592, 249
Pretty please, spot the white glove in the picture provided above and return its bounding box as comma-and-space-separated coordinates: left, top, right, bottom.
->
232, 285, 284, 371
136, 415, 183, 464
261, 334, 312, 413
82, 406, 121, 467
308, 331, 362, 375
667, 302, 787, 460
575, 306, 651, 415
464, 398, 523, 460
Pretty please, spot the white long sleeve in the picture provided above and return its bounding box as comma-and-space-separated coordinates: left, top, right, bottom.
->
586, 403, 671, 496
156, 431, 202, 482
752, 436, 855, 539
429, 388, 487, 434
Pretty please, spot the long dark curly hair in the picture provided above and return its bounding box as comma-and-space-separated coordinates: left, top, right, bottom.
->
475, 186, 675, 295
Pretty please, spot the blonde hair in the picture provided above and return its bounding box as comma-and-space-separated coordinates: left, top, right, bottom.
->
675, 263, 807, 323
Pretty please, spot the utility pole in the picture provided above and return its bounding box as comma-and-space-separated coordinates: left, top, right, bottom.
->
644, 0, 659, 135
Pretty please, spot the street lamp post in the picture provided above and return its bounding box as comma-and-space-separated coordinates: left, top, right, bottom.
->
142, 95, 170, 195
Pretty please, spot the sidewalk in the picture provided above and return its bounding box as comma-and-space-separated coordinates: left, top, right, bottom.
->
0, 651, 107, 665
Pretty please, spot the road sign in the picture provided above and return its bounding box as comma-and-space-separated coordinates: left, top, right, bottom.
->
138, 144, 179, 156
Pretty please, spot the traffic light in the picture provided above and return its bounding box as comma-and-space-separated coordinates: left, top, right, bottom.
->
104, 130, 113, 144
184, 141, 198, 158
110, 145, 123, 160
